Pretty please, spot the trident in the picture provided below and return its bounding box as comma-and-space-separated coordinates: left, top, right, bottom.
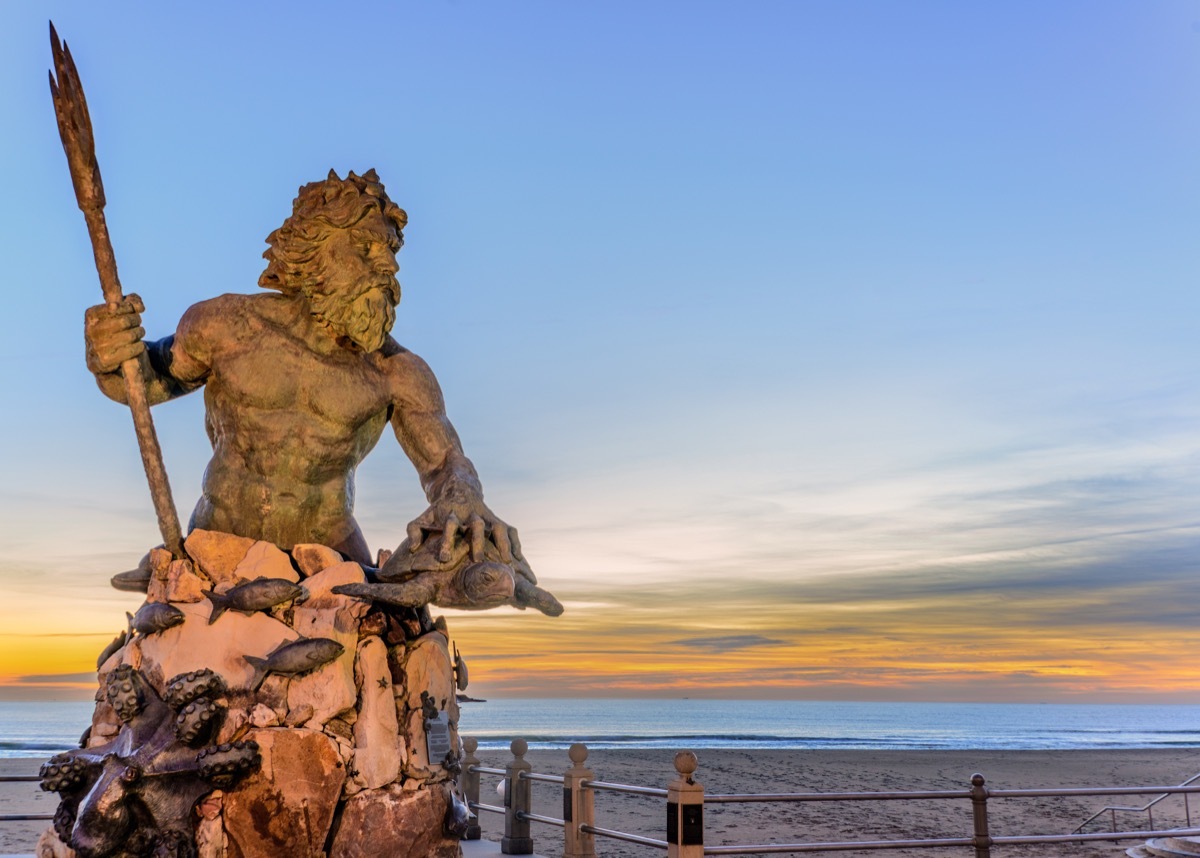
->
49, 23, 185, 559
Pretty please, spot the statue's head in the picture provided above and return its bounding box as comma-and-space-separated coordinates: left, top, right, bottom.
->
259, 169, 408, 352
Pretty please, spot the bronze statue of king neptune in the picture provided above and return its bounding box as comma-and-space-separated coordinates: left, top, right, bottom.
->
85, 169, 557, 613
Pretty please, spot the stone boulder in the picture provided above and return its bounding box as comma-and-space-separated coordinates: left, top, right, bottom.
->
184, 530, 257, 586
35, 827, 76, 858
147, 558, 205, 604
351, 636, 404, 790
328, 782, 460, 858
195, 792, 226, 858
287, 563, 369, 727
292, 543, 344, 578
222, 728, 345, 858
233, 541, 299, 584
400, 630, 459, 781
404, 631, 455, 714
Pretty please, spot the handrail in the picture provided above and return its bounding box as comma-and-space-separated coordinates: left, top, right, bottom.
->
579, 823, 668, 849
0, 772, 53, 824
1074, 769, 1200, 833
708, 789, 969, 803
995, 826, 1200, 845
582, 778, 668, 797
518, 771, 564, 784
517, 811, 566, 827
469, 801, 505, 815
995, 784, 1200, 798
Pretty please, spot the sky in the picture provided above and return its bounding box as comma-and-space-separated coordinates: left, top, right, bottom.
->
0, 1, 1198, 703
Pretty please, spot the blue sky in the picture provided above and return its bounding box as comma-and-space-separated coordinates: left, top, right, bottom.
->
1, 1, 1198, 700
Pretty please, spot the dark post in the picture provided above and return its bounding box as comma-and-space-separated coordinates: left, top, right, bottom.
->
460, 736, 482, 841
667, 751, 704, 858
970, 773, 992, 858
502, 738, 533, 854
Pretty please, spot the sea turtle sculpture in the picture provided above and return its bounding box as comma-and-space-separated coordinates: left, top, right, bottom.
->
333, 527, 563, 616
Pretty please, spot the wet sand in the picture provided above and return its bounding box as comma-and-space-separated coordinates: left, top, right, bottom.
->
4, 749, 1199, 855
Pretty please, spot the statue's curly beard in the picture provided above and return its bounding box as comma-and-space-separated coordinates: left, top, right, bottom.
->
309, 280, 398, 353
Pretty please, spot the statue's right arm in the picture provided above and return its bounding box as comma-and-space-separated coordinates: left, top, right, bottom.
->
85, 294, 210, 406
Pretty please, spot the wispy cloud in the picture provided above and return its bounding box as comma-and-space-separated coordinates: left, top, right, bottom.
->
672, 635, 789, 653
13, 673, 96, 684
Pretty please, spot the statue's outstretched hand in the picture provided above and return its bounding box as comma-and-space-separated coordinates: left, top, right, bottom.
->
405, 493, 536, 584
85, 293, 145, 374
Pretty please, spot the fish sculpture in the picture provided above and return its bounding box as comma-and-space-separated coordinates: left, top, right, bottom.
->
203, 577, 307, 624
243, 637, 344, 691
109, 549, 155, 593
95, 630, 127, 669
454, 644, 469, 692
445, 787, 471, 838
126, 603, 185, 636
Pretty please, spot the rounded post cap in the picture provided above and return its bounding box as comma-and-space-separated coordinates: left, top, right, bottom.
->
971, 773, 986, 787
568, 743, 589, 764
511, 738, 528, 758
674, 750, 698, 776
462, 736, 478, 753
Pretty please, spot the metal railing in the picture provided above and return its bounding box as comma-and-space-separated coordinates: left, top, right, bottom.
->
0, 773, 52, 825
1073, 770, 1198, 834
458, 738, 1200, 857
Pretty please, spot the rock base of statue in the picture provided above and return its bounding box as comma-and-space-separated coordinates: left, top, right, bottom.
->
40, 529, 465, 858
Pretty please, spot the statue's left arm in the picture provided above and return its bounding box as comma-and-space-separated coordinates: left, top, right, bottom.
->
387, 348, 535, 582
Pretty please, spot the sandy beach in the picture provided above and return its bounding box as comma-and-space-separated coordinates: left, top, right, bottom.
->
4, 749, 1199, 856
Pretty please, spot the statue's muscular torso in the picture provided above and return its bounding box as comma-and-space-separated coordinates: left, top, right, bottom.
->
142, 292, 452, 563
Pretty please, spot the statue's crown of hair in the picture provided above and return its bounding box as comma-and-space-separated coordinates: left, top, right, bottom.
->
290, 168, 408, 231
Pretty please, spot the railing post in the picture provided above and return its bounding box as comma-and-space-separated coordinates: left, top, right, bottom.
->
970, 773, 992, 858
460, 736, 482, 841
563, 742, 596, 858
503, 738, 533, 854
667, 750, 704, 858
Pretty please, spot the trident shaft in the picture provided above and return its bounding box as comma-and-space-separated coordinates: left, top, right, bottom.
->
49, 22, 185, 559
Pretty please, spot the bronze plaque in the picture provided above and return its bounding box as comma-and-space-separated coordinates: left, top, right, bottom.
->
425, 711, 453, 764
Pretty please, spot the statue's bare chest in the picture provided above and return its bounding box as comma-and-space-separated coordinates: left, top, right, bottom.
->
206, 330, 391, 433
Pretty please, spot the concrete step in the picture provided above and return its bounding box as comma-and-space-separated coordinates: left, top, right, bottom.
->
1163, 837, 1200, 855
1140, 838, 1200, 858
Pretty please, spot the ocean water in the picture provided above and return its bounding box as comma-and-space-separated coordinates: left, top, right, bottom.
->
2, 699, 1198, 758
0, 701, 96, 759
458, 699, 1200, 751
